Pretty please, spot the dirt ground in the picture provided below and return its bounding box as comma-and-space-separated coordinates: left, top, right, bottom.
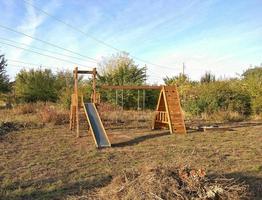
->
0, 109, 262, 199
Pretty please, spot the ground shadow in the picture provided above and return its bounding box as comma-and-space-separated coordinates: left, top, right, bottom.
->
1, 174, 112, 200
209, 171, 262, 200
226, 172, 262, 199
112, 131, 169, 147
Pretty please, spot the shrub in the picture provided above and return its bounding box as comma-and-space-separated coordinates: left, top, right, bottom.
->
242, 66, 262, 114
15, 69, 57, 102
55, 70, 74, 109
181, 81, 251, 117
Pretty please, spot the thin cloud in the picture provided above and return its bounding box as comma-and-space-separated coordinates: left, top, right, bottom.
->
10, 0, 60, 60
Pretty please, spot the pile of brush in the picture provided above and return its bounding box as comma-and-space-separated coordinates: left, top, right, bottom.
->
0, 121, 20, 136
97, 165, 249, 200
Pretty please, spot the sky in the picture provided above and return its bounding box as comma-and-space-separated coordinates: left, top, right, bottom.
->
0, 0, 261, 83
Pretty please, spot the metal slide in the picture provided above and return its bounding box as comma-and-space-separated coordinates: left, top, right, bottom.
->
83, 103, 111, 148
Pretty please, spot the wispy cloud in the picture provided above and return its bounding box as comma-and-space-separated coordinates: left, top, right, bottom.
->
1, 0, 261, 82
9, 0, 60, 60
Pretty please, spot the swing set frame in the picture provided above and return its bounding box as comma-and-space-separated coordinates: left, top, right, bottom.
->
70, 67, 186, 139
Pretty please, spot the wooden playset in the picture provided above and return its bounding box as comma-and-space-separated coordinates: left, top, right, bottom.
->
70, 67, 186, 148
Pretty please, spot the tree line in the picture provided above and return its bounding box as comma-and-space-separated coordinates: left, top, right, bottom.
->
0, 53, 261, 119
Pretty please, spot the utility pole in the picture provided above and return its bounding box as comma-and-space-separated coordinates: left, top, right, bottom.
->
182, 62, 185, 75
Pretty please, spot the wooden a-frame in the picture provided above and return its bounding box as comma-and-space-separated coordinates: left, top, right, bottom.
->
152, 86, 186, 134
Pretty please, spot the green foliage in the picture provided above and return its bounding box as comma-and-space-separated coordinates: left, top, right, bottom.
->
15, 69, 57, 102
241, 66, 262, 114
98, 53, 146, 85
9, 57, 262, 118
182, 81, 251, 116
54, 70, 74, 109
200, 72, 216, 83
14, 68, 92, 108
98, 53, 153, 109
165, 73, 252, 118
164, 73, 189, 87
0, 55, 10, 93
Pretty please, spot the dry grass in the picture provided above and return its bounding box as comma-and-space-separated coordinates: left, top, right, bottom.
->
209, 111, 247, 122
0, 107, 261, 200
14, 103, 37, 115
97, 103, 154, 130
37, 105, 69, 125
10, 103, 69, 125
252, 114, 262, 121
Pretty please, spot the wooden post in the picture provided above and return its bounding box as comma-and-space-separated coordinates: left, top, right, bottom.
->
70, 94, 76, 130
74, 67, 80, 138
121, 89, 124, 110
92, 68, 96, 103
143, 89, 145, 110
137, 90, 140, 110
115, 90, 118, 123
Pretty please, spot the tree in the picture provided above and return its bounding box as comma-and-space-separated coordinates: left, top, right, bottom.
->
241, 66, 262, 114
98, 53, 148, 109
15, 68, 57, 102
163, 73, 189, 86
200, 72, 216, 83
55, 70, 89, 108
0, 54, 10, 93
98, 53, 147, 85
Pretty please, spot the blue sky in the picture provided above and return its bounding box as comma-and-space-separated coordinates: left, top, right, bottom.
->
0, 0, 261, 83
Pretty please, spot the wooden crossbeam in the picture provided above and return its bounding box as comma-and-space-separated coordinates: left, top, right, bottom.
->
101, 85, 162, 90
75, 70, 94, 74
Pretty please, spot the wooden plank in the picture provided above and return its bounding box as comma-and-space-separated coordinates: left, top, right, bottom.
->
163, 86, 173, 134
152, 90, 164, 130
155, 120, 169, 124
164, 85, 186, 134
101, 85, 162, 90
76, 70, 94, 74
74, 67, 80, 138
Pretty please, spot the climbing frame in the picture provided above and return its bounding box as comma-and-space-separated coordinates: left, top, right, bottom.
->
152, 85, 186, 134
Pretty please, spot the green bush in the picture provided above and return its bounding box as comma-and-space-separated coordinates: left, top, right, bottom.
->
14, 69, 87, 108
15, 69, 57, 102
55, 70, 74, 109
180, 81, 251, 117
242, 66, 262, 114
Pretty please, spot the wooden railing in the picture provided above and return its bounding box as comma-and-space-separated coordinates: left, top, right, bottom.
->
155, 111, 168, 123
91, 92, 101, 104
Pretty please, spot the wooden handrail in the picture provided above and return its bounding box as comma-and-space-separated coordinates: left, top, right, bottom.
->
155, 111, 168, 123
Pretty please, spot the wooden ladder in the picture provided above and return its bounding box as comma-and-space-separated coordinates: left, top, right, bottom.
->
164, 86, 186, 134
